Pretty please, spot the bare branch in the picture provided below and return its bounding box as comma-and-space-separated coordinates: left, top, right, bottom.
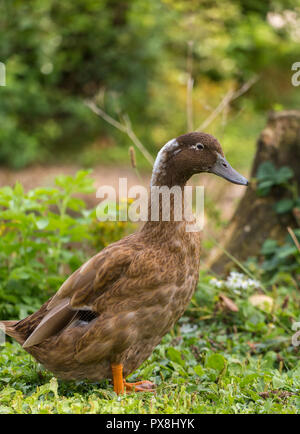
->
122, 114, 154, 164
231, 75, 259, 101
186, 41, 194, 132
196, 75, 259, 132
85, 100, 127, 133
287, 226, 300, 253
196, 88, 234, 131
85, 100, 154, 166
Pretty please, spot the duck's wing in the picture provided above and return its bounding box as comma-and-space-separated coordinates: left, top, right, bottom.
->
48, 244, 135, 311
22, 241, 136, 348
22, 298, 75, 348
74, 250, 180, 364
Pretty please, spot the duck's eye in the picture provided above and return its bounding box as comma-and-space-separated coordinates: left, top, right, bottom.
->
196, 143, 204, 150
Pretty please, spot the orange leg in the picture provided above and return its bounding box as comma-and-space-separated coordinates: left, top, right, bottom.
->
111, 363, 125, 395
111, 363, 155, 395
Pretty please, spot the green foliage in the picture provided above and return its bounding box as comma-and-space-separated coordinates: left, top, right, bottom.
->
255, 161, 300, 279
0, 0, 167, 167
256, 161, 294, 196
0, 171, 131, 319
274, 198, 296, 215
261, 233, 300, 276
1, 1, 300, 167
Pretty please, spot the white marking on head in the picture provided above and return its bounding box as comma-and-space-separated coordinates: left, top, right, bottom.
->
151, 138, 179, 186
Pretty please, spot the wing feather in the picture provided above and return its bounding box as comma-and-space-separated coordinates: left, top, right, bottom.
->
23, 299, 76, 348
47, 242, 136, 312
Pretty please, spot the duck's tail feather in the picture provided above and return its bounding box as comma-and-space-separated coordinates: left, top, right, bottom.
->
0, 320, 24, 344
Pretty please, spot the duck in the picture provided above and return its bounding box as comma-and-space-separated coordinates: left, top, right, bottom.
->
0, 132, 248, 394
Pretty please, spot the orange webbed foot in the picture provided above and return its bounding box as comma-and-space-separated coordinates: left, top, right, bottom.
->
124, 380, 156, 393
111, 363, 155, 395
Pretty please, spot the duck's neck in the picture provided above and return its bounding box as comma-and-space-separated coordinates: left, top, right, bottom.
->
142, 181, 196, 240
141, 138, 196, 238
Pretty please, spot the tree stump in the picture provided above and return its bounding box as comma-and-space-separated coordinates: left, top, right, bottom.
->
209, 110, 300, 274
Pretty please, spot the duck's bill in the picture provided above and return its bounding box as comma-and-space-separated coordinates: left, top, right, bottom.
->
210, 153, 248, 186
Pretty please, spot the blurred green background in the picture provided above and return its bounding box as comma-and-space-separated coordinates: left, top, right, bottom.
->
0, 0, 299, 170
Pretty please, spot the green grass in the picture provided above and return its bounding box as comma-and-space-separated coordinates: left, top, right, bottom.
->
1, 270, 299, 414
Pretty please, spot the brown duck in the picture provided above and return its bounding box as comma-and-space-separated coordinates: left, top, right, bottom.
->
0, 132, 248, 394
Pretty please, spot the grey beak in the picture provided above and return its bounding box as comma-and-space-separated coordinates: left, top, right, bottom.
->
210, 153, 248, 186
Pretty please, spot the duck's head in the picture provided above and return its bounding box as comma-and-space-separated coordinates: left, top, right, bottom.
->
151, 132, 248, 187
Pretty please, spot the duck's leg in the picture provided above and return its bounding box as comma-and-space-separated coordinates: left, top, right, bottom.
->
111, 363, 125, 394
111, 363, 155, 394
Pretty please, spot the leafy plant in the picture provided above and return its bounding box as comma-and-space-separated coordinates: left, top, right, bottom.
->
0, 171, 132, 319
254, 161, 300, 280
256, 161, 294, 197
260, 233, 300, 277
